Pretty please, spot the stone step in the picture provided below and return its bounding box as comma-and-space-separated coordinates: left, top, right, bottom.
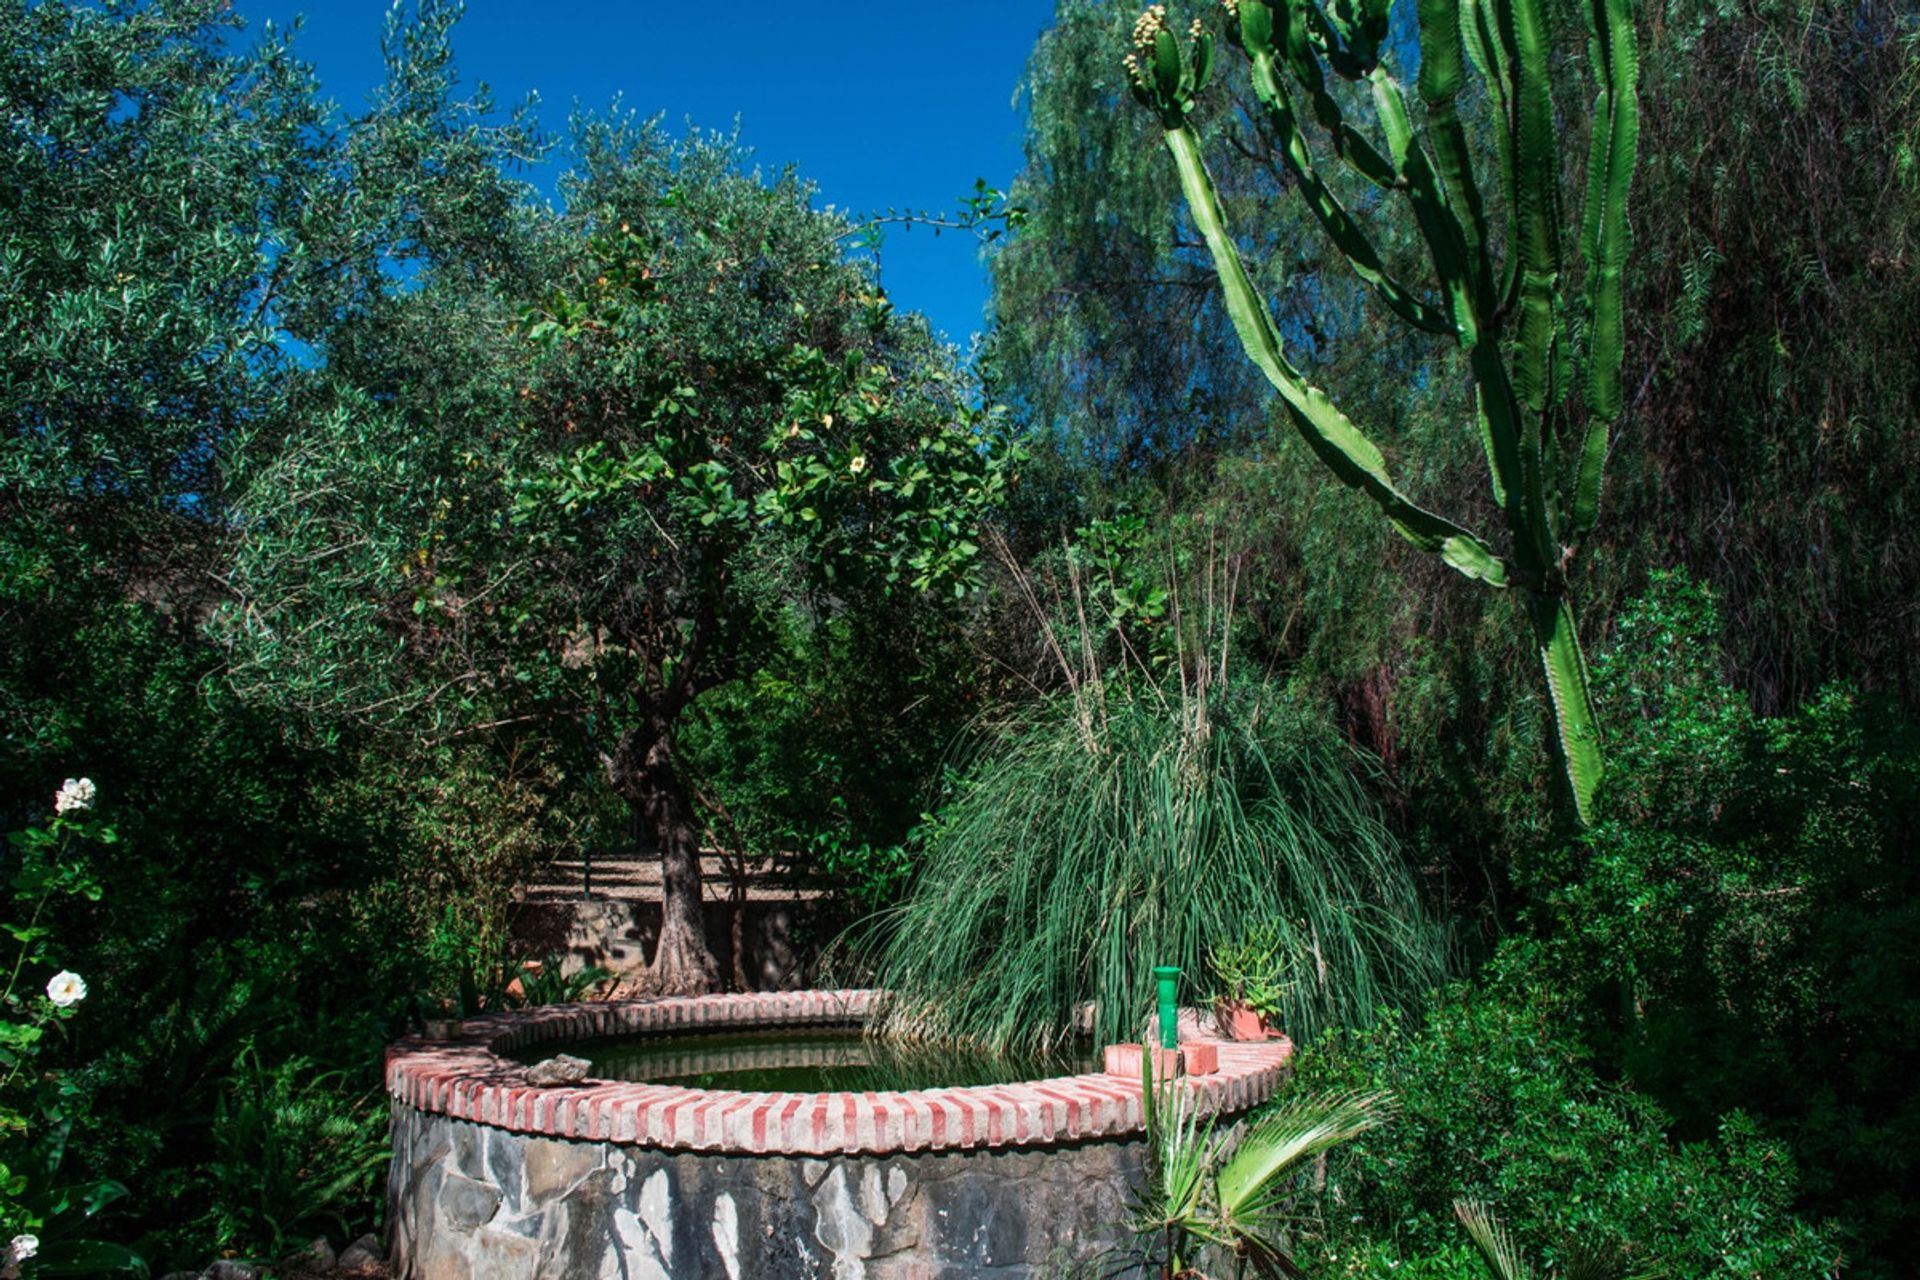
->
519, 853, 823, 905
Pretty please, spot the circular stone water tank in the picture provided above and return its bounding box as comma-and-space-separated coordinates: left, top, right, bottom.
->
385, 990, 1292, 1279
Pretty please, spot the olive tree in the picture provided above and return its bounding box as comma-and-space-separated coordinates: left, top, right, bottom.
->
225, 119, 1015, 992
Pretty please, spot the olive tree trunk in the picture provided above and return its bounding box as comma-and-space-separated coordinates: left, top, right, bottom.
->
607, 724, 721, 995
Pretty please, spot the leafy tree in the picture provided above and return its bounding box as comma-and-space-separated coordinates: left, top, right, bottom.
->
224, 118, 1016, 992
0, 0, 565, 1263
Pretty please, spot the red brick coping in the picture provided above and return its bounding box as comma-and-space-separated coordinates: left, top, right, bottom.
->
385, 989, 1293, 1157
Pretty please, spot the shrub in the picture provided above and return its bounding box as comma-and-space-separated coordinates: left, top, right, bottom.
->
191, 1049, 388, 1266
1524, 570, 1920, 1271
1290, 947, 1841, 1279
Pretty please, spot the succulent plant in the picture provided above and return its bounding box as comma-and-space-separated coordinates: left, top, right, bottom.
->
1128, 0, 1639, 823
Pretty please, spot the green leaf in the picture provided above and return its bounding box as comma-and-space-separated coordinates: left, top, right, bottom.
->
1215, 1090, 1394, 1221
32, 1238, 149, 1277
1455, 1199, 1534, 1280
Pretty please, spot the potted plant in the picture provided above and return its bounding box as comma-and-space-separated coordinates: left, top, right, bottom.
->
1209, 927, 1290, 1042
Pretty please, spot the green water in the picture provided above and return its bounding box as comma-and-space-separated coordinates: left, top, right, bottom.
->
508, 1026, 1097, 1092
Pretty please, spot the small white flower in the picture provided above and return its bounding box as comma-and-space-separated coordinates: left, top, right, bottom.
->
9, 1234, 38, 1261
46, 970, 86, 1007
53, 776, 95, 814
848, 455, 868, 475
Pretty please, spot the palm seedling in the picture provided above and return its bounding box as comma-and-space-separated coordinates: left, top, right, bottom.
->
1124, 0, 1639, 823
1132, 1057, 1394, 1278
1455, 1200, 1650, 1280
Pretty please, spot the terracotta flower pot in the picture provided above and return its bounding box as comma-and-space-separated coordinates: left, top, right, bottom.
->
1216, 1000, 1275, 1042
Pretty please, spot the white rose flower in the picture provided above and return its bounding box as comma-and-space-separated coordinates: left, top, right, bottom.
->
848, 455, 867, 475
53, 776, 95, 814
46, 970, 86, 1007
9, 1234, 37, 1261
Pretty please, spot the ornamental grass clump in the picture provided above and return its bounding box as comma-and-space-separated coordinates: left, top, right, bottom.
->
866, 678, 1443, 1055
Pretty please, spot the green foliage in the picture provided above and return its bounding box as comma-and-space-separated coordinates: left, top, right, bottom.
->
0, 0, 582, 1248
866, 677, 1443, 1053
0, 796, 145, 1277
1133, 1054, 1392, 1278
193, 1050, 387, 1267
1208, 924, 1295, 1022
1290, 948, 1841, 1279
1521, 571, 1920, 1272
359, 742, 590, 1017
510, 959, 612, 1009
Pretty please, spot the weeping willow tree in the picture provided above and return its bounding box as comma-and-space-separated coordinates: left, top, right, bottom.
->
867, 675, 1443, 1054
1124, 0, 1639, 823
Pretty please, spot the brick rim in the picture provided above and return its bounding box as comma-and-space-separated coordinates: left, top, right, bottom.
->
385, 989, 1293, 1155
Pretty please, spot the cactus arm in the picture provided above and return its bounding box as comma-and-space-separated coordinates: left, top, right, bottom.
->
1162, 123, 1510, 587
1532, 593, 1602, 823
1276, 0, 1346, 130
1245, 52, 1454, 334
1471, 387, 1511, 510
1460, 0, 1517, 191
1294, 0, 1374, 79
1368, 70, 1482, 349
1352, 0, 1395, 70
1461, 0, 1522, 314
1509, 0, 1564, 414
1434, 60, 1553, 574
1471, 348, 1557, 570
1581, 0, 1638, 422
1265, 0, 1400, 192
1572, 0, 1639, 536
1337, 127, 1402, 190
1316, 0, 1392, 71
1428, 0, 1528, 529
1416, 0, 1496, 315
1236, 0, 1393, 192
1570, 414, 1609, 539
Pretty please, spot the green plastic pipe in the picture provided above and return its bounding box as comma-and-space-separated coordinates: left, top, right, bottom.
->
1153, 965, 1181, 1050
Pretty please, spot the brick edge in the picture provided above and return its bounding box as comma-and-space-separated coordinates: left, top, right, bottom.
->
385, 989, 1293, 1156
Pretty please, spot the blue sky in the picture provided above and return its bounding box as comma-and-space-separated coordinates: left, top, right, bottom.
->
229, 1, 1058, 349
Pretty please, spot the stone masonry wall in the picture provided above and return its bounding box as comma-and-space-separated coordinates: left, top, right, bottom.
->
389, 1104, 1147, 1279
384, 993, 1295, 1278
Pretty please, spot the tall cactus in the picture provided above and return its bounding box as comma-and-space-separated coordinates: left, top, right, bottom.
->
1125, 0, 1637, 822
